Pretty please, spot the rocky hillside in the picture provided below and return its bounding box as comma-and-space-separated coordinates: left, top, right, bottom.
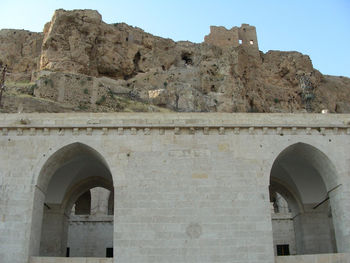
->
0, 9, 349, 113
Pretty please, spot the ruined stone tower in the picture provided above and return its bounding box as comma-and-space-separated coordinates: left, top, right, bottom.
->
204, 24, 259, 56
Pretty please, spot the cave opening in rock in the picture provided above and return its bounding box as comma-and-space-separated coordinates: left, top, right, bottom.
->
181, 52, 193, 65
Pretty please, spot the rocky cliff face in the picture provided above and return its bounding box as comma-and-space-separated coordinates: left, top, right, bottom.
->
1, 9, 349, 113
0, 29, 43, 81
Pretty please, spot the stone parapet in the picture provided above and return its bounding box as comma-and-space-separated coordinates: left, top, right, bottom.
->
0, 113, 349, 136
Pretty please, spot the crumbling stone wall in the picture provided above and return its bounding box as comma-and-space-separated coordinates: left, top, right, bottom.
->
204, 24, 258, 53
204, 26, 240, 48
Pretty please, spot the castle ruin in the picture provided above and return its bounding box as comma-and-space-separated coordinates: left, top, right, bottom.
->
204, 24, 259, 55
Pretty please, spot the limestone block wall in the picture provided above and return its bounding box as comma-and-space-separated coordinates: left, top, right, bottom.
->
39, 204, 68, 256
67, 187, 113, 257
67, 216, 113, 257
0, 113, 350, 263
271, 214, 296, 255
90, 187, 110, 216
293, 206, 336, 254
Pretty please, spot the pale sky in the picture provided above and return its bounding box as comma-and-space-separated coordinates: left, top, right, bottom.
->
1, 0, 349, 77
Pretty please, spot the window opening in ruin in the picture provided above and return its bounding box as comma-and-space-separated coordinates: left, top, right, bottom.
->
239, 39, 242, 44
277, 244, 290, 256
66, 248, 70, 257
106, 247, 113, 258
249, 40, 254, 45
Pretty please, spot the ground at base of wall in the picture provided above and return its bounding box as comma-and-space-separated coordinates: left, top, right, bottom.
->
30, 257, 113, 263
275, 253, 349, 263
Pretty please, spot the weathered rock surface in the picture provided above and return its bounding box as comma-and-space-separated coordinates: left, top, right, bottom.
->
40, 9, 178, 79
0, 29, 43, 81
1, 9, 349, 113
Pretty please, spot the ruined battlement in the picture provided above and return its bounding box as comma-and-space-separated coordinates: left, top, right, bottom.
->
204, 24, 259, 53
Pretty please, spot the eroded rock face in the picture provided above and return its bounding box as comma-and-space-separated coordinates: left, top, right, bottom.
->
1, 9, 349, 113
40, 9, 178, 79
0, 29, 43, 81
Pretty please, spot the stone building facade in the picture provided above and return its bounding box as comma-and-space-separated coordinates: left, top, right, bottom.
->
0, 113, 350, 263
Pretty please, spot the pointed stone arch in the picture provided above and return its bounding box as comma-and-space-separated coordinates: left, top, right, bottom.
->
269, 142, 339, 255
36, 142, 112, 194
28, 142, 114, 258
271, 142, 340, 193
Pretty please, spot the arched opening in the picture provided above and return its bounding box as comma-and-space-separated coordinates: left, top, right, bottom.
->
67, 187, 113, 257
73, 190, 91, 215
270, 143, 338, 255
270, 180, 300, 256
30, 143, 114, 258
